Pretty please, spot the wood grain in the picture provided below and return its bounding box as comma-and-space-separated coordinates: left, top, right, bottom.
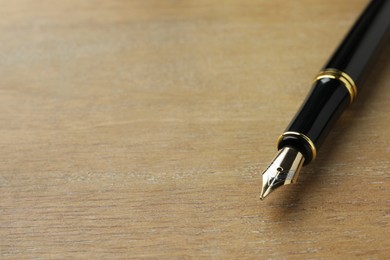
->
1, 0, 389, 258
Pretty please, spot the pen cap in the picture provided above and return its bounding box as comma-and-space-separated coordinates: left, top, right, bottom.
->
324, 0, 390, 88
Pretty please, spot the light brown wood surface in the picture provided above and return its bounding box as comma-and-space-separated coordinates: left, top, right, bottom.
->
1, 0, 389, 258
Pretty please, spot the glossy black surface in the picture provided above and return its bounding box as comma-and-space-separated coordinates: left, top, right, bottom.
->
278, 0, 390, 163
279, 78, 350, 163
325, 0, 390, 87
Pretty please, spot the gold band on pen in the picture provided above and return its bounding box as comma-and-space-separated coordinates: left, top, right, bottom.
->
277, 131, 317, 161
316, 69, 357, 104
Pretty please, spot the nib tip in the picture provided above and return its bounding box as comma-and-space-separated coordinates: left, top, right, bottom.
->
259, 185, 272, 201
259, 147, 305, 201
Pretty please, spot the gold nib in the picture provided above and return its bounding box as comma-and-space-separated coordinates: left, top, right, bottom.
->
260, 147, 305, 200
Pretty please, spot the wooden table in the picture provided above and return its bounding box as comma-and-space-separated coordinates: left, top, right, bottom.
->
1, 0, 389, 258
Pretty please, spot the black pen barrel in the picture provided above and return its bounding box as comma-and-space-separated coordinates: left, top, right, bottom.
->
325, 0, 390, 87
278, 0, 390, 164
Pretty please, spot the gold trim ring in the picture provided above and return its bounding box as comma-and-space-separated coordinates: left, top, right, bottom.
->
277, 131, 317, 161
316, 69, 357, 104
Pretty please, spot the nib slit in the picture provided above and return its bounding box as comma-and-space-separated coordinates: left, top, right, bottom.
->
260, 147, 305, 200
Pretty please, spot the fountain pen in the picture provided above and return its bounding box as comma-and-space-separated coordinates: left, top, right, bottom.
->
260, 0, 390, 200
